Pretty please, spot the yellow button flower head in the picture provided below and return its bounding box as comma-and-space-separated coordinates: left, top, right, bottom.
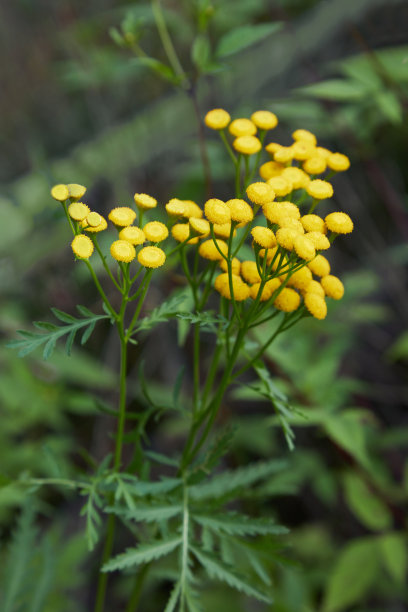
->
316, 146, 332, 159
303, 156, 327, 175
51, 184, 69, 202
274, 147, 294, 164
119, 226, 145, 245
321, 275, 344, 300
292, 129, 317, 146
166, 198, 188, 217
143, 221, 169, 242
67, 184, 86, 200
213, 223, 233, 239
325, 212, 354, 234
189, 217, 210, 236
287, 266, 313, 291
304, 293, 327, 319
276, 227, 299, 251
327, 152, 350, 172
305, 231, 331, 250
307, 180, 333, 200
251, 226, 276, 249
138, 246, 166, 269
250, 278, 281, 302
172, 223, 199, 244
265, 142, 282, 155
241, 261, 262, 284
205, 199, 231, 224
259, 246, 278, 264
68, 202, 90, 221
274, 288, 301, 312
308, 254, 331, 277
281, 167, 310, 189
251, 110, 278, 131
109, 207, 137, 227
229, 118, 257, 137
267, 176, 293, 197
278, 217, 304, 234
233, 136, 262, 155
204, 108, 231, 130
71, 234, 94, 259
263, 201, 300, 225
87, 212, 102, 227
294, 235, 316, 260
246, 182, 275, 205
83, 215, 107, 233
301, 214, 327, 234
199, 239, 228, 260
110, 240, 136, 262
219, 257, 241, 275
214, 273, 250, 301
292, 140, 316, 161
134, 193, 157, 210
225, 199, 254, 224
303, 280, 325, 297
183, 200, 203, 219
259, 161, 285, 180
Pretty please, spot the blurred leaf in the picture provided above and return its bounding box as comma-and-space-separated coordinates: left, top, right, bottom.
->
298, 79, 368, 101
343, 472, 392, 531
375, 90, 403, 123
387, 329, 408, 361
324, 410, 372, 469
216, 23, 282, 57
378, 533, 407, 584
102, 535, 182, 572
131, 57, 179, 84
323, 538, 380, 612
0, 198, 32, 252
192, 34, 211, 69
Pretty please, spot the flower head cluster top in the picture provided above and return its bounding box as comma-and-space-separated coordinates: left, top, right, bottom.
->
51, 108, 353, 322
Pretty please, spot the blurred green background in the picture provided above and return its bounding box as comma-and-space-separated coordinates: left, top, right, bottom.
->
1, 0, 408, 610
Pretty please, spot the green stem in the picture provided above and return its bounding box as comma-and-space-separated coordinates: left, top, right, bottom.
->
193, 323, 200, 416
126, 271, 153, 339
125, 565, 151, 612
219, 130, 237, 165
235, 154, 242, 197
85, 261, 117, 319
92, 237, 122, 291
151, 0, 188, 86
62, 201, 76, 235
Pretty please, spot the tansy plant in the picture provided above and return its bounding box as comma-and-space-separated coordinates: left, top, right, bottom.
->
9, 109, 353, 612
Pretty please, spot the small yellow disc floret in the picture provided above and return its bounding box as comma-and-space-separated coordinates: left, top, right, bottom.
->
226, 199, 254, 224
307, 180, 333, 200
305, 231, 330, 250
303, 280, 325, 297
251, 226, 276, 249
267, 176, 293, 197
301, 214, 327, 234
109, 207, 136, 227
183, 201, 203, 219
304, 293, 327, 319
189, 218, 210, 236
281, 167, 310, 189
166, 199, 188, 217
87, 212, 102, 227
51, 184, 69, 202
327, 152, 350, 172
291, 140, 316, 161
274, 147, 294, 164
199, 239, 228, 260
233, 136, 262, 155
321, 275, 344, 300
68, 202, 90, 221
325, 212, 353, 234
246, 182, 275, 205
241, 261, 262, 284
219, 257, 241, 275
204, 108, 231, 130
308, 254, 331, 277
71, 234, 94, 259
214, 273, 250, 301
138, 246, 166, 268
274, 288, 301, 312
205, 199, 231, 224
276, 227, 300, 251
287, 266, 313, 291
303, 156, 327, 175
259, 161, 285, 180
294, 235, 316, 260
119, 226, 145, 245
229, 118, 257, 137
171, 224, 198, 244
292, 129, 317, 146
67, 184, 86, 200
134, 193, 157, 210
110, 240, 136, 262
251, 110, 278, 131
143, 221, 169, 242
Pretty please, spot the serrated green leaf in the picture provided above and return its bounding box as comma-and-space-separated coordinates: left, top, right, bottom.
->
102, 535, 182, 572
324, 410, 371, 469
145, 450, 179, 468
298, 79, 368, 101
33, 321, 58, 332
343, 472, 392, 531
379, 532, 407, 584
176, 311, 228, 332
110, 503, 182, 523
131, 57, 179, 84
189, 459, 286, 501
65, 329, 76, 356
81, 320, 96, 345
193, 512, 288, 536
164, 581, 181, 612
43, 336, 57, 361
191, 546, 272, 604
216, 23, 282, 58
51, 308, 77, 323
134, 290, 189, 334
323, 538, 380, 612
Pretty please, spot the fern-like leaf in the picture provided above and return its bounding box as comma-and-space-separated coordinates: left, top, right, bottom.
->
7, 307, 109, 360
176, 311, 229, 333
108, 503, 182, 523
164, 580, 181, 612
193, 512, 288, 536
102, 535, 182, 572
132, 290, 189, 334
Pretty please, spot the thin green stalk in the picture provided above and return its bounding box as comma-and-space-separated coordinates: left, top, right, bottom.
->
235, 154, 242, 197
125, 565, 151, 612
62, 201, 76, 235
151, 0, 188, 85
193, 323, 200, 416
92, 237, 122, 291
85, 261, 117, 319
126, 271, 153, 339
180, 482, 190, 610
219, 130, 237, 165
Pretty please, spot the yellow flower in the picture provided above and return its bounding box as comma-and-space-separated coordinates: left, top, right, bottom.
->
51, 184, 69, 201
251, 226, 276, 249
229, 118, 257, 137
274, 287, 301, 312
198, 239, 228, 260
134, 193, 157, 210
291, 140, 316, 161
213, 223, 234, 239
306, 180, 333, 200
277, 217, 304, 234
82, 215, 108, 233
189, 217, 210, 236
281, 167, 310, 189
259, 161, 285, 180
263, 201, 300, 225
287, 266, 313, 291
225, 199, 254, 224
138, 246, 166, 268
259, 246, 278, 264
71, 234, 94, 259
68, 202, 90, 221
87, 212, 102, 227
109, 207, 137, 227
327, 152, 350, 172
241, 261, 262, 284
316, 146, 332, 159
110, 240, 136, 262
305, 231, 331, 250
292, 129, 317, 146
246, 182, 275, 205
301, 214, 327, 234
267, 176, 293, 197
166, 198, 188, 217
325, 212, 353, 234
219, 257, 241, 275
67, 184, 86, 200
265, 142, 282, 155
304, 293, 327, 319
308, 254, 331, 277
204, 199, 231, 224
172, 223, 198, 244
250, 277, 281, 301
303, 156, 327, 175
303, 280, 325, 297
233, 136, 262, 155
204, 108, 231, 130
119, 226, 145, 245
143, 221, 169, 242
294, 235, 316, 260
183, 200, 203, 218
214, 273, 250, 301
321, 274, 344, 300
274, 146, 294, 164
251, 110, 278, 131
276, 227, 299, 251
